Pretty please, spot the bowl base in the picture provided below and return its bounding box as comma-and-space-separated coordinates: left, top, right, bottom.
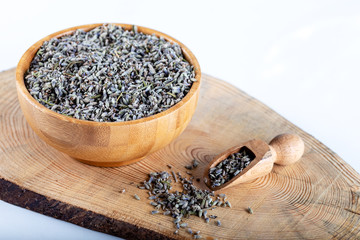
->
74, 156, 145, 167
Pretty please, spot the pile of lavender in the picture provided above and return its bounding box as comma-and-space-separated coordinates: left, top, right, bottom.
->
139, 171, 230, 238
25, 24, 196, 122
209, 148, 255, 188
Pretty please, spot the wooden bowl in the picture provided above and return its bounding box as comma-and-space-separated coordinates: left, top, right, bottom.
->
15, 23, 201, 167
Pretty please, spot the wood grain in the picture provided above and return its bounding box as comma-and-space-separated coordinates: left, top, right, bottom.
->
1, 68, 360, 239
16, 23, 201, 166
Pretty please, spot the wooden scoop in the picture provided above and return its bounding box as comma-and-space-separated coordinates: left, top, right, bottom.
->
203, 133, 304, 191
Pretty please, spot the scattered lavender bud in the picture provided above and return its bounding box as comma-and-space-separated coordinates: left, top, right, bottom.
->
192, 159, 199, 168
171, 171, 178, 183
185, 165, 193, 170
138, 171, 229, 231
180, 223, 188, 228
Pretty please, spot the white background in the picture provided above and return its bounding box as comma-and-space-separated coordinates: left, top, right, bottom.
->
0, 1, 359, 239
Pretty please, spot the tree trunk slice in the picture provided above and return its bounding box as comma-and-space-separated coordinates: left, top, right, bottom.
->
1, 68, 359, 239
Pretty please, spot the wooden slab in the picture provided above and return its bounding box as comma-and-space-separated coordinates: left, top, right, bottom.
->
1, 68, 360, 239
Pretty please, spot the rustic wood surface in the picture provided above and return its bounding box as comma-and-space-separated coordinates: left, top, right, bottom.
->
1, 68, 360, 239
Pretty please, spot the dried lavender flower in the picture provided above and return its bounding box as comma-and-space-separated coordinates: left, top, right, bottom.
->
180, 223, 188, 228
185, 165, 193, 170
138, 171, 227, 230
192, 159, 199, 168
171, 170, 178, 183
25, 24, 195, 122
209, 147, 255, 188
134, 194, 140, 200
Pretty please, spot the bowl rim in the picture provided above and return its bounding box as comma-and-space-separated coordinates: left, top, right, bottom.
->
16, 23, 201, 126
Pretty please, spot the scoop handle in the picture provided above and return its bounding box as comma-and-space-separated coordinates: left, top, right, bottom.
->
269, 133, 304, 166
